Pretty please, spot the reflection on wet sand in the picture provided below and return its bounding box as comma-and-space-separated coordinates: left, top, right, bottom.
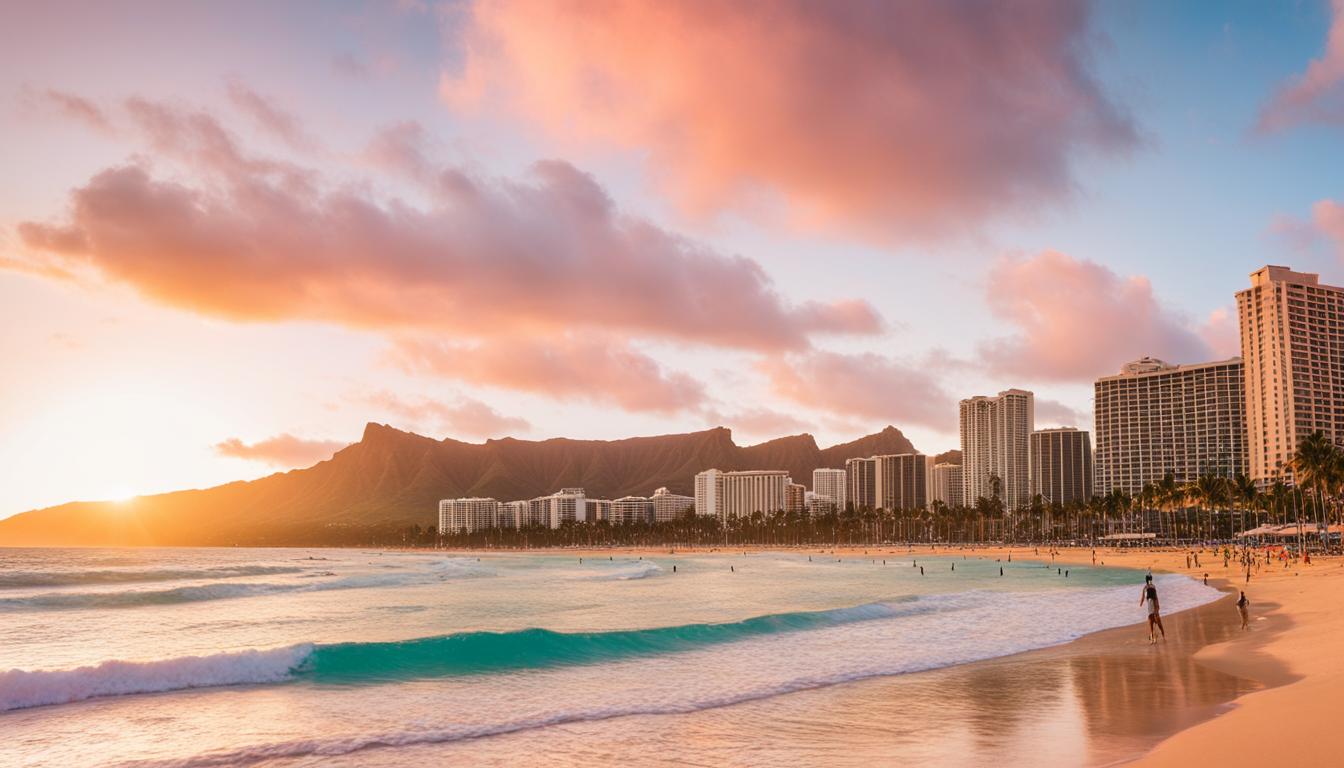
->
372, 590, 1287, 768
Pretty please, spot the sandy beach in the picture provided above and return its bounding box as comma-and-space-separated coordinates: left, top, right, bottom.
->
545, 542, 1337, 765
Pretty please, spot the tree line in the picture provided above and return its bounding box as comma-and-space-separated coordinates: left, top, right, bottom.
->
426, 431, 1344, 551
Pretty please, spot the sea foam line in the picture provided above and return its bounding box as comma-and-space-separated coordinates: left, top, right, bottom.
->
0, 598, 931, 713
0, 558, 494, 611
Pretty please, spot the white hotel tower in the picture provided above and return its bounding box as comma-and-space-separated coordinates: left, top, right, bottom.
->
811, 468, 847, 512
437, 497, 500, 534
694, 469, 790, 520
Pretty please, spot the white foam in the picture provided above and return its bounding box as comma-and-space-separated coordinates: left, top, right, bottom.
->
0, 644, 313, 712
0, 561, 493, 611
607, 561, 663, 580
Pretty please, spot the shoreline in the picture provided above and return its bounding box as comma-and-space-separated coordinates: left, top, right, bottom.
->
446, 542, 1320, 766
5, 543, 1330, 765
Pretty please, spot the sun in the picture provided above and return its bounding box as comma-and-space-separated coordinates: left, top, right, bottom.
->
106, 488, 138, 504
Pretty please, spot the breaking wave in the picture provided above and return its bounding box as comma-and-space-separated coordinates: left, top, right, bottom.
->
0, 598, 925, 712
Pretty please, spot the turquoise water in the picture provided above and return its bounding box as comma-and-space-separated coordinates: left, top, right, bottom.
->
0, 547, 1220, 767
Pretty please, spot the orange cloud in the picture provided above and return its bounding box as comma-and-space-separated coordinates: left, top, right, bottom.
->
444, 0, 1134, 240
214, 434, 344, 467
757, 351, 953, 431
1258, 0, 1344, 133
15, 100, 880, 352
390, 335, 707, 414
979, 251, 1213, 381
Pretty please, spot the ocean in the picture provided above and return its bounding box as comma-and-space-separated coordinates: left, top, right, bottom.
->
0, 546, 1221, 767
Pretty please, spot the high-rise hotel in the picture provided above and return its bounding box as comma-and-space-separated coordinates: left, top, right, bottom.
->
959, 389, 1033, 510
694, 469, 790, 520
1029, 428, 1093, 505
843, 454, 932, 511
1094, 357, 1245, 494
1237, 266, 1344, 481
930, 463, 963, 508
811, 468, 847, 512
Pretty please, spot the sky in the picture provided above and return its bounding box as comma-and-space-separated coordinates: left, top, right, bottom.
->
2, 0, 1344, 518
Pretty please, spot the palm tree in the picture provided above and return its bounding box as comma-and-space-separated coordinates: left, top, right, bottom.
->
1192, 474, 1229, 540
1230, 474, 1258, 539
1289, 431, 1336, 551
1157, 472, 1180, 542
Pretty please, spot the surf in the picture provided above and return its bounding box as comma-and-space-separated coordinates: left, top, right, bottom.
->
0, 597, 926, 712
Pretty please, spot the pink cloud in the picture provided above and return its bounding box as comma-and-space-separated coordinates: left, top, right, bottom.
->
25, 88, 112, 133
390, 335, 707, 414
757, 351, 954, 431
1199, 306, 1241, 360
225, 79, 315, 151
979, 251, 1213, 382
1315, 199, 1344, 252
1258, 0, 1344, 133
702, 407, 812, 440
15, 100, 880, 352
1035, 398, 1085, 429
444, 0, 1134, 240
214, 434, 344, 467
365, 390, 530, 437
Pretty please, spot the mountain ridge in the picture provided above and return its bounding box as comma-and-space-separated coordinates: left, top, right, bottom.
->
0, 423, 918, 547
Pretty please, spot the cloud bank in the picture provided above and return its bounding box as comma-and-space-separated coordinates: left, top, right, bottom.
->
445, 0, 1135, 240
1258, 0, 1344, 133
979, 251, 1215, 382
16, 100, 880, 353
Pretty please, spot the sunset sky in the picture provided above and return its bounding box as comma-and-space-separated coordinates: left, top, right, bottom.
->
3, 0, 1344, 517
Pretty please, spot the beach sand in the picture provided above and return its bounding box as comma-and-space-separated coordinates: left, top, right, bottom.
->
543, 543, 1337, 765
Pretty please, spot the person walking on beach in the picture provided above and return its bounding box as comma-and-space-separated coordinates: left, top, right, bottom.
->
1237, 591, 1250, 630
1140, 575, 1166, 643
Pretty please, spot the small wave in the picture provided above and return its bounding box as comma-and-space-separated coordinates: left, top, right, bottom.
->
0, 559, 494, 612
0, 598, 926, 713
591, 561, 662, 580
0, 566, 304, 589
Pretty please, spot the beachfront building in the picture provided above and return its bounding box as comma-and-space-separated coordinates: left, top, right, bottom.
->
785, 482, 807, 516
437, 497, 500, 534
872, 453, 932, 511
1237, 265, 1344, 482
811, 468, 847, 512
1029, 428, 1094, 506
611, 496, 655, 525
1093, 357, 1246, 494
694, 469, 724, 519
501, 500, 533, 528
845, 456, 877, 510
959, 389, 1034, 510
651, 486, 694, 522
696, 469, 790, 520
930, 463, 963, 508
587, 498, 612, 523
528, 488, 598, 529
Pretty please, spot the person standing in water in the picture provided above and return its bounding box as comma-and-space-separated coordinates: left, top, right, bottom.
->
1140, 575, 1166, 643
1236, 591, 1250, 630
